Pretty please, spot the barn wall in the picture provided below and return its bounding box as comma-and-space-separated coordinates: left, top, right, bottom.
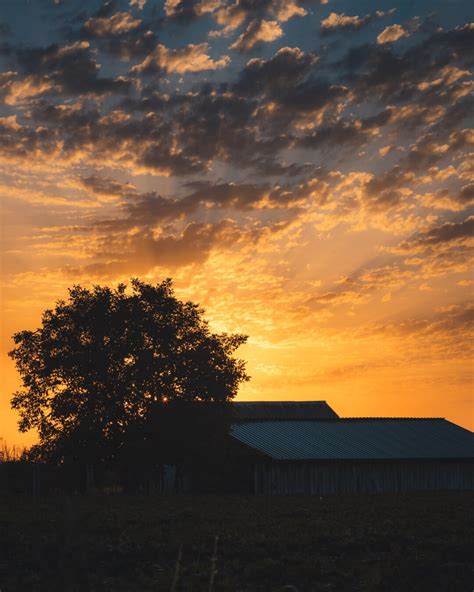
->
253, 459, 474, 495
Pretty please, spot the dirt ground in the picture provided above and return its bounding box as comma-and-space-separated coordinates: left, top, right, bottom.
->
1, 491, 473, 591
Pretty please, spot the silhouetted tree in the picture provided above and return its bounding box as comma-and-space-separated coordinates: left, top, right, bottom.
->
9, 279, 248, 482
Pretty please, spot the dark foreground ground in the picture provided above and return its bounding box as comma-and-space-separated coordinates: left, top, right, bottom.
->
1, 492, 473, 591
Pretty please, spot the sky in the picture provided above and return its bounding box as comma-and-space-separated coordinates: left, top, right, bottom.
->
0, 0, 473, 445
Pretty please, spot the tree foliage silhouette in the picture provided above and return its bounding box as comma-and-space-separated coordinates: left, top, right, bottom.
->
9, 279, 248, 471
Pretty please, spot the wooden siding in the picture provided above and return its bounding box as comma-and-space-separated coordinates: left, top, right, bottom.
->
253, 459, 474, 495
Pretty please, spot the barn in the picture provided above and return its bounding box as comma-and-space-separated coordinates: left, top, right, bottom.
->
225, 401, 474, 495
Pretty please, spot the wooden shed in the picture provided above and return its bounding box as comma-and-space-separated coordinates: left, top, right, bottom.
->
227, 402, 474, 495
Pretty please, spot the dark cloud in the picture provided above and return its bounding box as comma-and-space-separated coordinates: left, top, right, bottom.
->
297, 108, 394, 157
232, 48, 350, 146
91, 30, 157, 59
396, 217, 474, 252
429, 94, 474, 137
457, 184, 474, 205
361, 129, 474, 212
121, 193, 190, 224
5, 41, 133, 97
1, 0, 473, 415
29, 100, 101, 129
246, 158, 314, 177
234, 47, 318, 96
182, 180, 307, 209
93, 1, 119, 18
27, 100, 203, 175
91, 178, 315, 236
339, 24, 474, 104
163, 0, 213, 23
362, 165, 414, 211
0, 115, 57, 160
0, 6, 470, 198
403, 130, 473, 173
298, 119, 372, 152
80, 175, 137, 197
158, 89, 263, 168
280, 79, 346, 114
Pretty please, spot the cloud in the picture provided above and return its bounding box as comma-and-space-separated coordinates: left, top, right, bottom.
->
90, 31, 157, 60
2, 0, 474, 444
235, 47, 318, 95
84, 12, 142, 36
131, 42, 230, 74
211, 0, 307, 37
360, 129, 474, 212
230, 19, 282, 52
3, 18, 468, 183
69, 216, 291, 278
362, 165, 415, 211
17, 100, 202, 176
458, 183, 474, 204
321, 10, 391, 33
84, 220, 247, 275
339, 24, 474, 105
305, 289, 369, 310
182, 179, 314, 210
164, 0, 221, 21
8, 41, 132, 97
298, 118, 376, 153
377, 24, 408, 44
0, 115, 58, 162
2, 74, 53, 105
205, 0, 307, 53
394, 217, 474, 253
274, 0, 306, 22
234, 47, 346, 128
367, 302, 474, 359
90, 178, 319, 236
305, 264, 415, 311
80, 175, 137, 198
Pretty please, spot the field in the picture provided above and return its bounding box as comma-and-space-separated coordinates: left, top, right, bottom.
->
1, 492, 473, 591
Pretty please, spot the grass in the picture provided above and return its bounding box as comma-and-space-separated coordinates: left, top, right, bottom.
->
1, 492, 473, 591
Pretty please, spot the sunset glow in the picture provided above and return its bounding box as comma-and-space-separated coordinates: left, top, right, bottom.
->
1, 0, 473, 445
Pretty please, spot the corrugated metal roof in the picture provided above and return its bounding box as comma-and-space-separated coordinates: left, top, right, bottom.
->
230, 419, 474, 460
232, 401, 339, 420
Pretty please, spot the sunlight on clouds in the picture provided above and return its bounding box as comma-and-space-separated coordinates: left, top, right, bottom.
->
230, 20, 283, 52
1, 0, 473, 443
377, 24, 408, 44
132, 43, 230, 74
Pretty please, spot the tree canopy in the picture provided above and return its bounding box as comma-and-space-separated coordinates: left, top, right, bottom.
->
9, 279, 248, 467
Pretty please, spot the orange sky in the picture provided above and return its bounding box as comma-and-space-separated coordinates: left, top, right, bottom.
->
1, 0, 473, 446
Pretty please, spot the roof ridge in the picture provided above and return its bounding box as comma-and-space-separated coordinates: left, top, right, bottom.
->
233, 400, 328, 404
341, 417, 445, 421
233, 417, 447, 422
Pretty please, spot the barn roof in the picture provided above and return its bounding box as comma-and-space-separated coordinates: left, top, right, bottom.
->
232, 401, 339, 420
230, 418, 474, 460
